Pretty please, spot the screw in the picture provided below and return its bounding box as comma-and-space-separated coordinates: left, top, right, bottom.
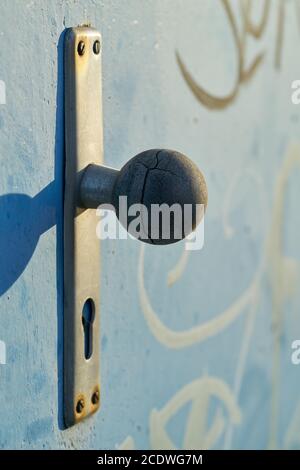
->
76, 398, 85, 413
91, 390, 100, 405
93, 40, 101, 55
77, 41, 85, 56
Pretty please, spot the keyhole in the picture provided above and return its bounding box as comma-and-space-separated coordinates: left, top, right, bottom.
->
82, 298, 95, 360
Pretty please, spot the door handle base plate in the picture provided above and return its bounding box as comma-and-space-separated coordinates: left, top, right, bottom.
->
64, 26, 103, 427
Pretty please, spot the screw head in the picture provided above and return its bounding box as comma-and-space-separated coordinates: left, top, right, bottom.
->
76, 398, 85, 413
91, 390, 100, 405
77, 41, 85, 56
93, 40, 101, 55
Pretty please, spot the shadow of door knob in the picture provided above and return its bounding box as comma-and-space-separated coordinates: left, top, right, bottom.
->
78, 149, 208, 245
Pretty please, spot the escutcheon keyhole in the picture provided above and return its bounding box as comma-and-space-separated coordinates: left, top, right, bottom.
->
82, 298, 95, 360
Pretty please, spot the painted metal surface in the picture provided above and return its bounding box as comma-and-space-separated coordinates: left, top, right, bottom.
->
0, 0, 300, 450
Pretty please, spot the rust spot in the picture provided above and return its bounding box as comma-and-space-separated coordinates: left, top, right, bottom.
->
74, 393, 86, 422
90, 385, 100, 414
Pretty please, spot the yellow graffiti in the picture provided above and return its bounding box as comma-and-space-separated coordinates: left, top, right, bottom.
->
176, 0, 300, 109
137, 143, 300, 449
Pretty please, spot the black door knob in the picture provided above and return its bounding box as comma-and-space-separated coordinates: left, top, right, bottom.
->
78, 149, 208, 245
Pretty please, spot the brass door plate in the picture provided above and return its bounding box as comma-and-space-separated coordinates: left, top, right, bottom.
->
64, 26, 102, 427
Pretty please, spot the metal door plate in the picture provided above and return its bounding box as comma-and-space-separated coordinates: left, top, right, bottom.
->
64, 26, 102, 427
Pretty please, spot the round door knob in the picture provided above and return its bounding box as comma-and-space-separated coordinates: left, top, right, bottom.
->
79, 149, 208, 245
